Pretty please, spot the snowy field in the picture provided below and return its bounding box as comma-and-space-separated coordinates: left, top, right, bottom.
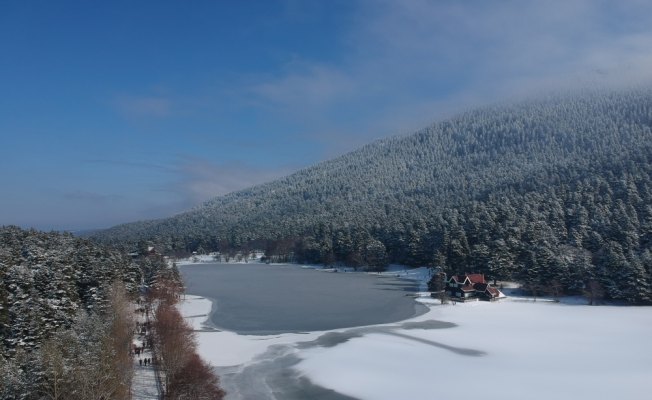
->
298, 300, 652, 400
179, 284, 652, 400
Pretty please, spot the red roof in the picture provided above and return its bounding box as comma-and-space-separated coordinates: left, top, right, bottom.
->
460, 285, 476, 292
450, 273, 486, 284
466, 273, 486, 284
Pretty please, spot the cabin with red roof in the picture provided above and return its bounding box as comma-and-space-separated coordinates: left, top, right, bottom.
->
446, 273, 503, 301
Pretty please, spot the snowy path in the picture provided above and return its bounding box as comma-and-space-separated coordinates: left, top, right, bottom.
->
131, 305, 161, 400
131, 358, 159, 400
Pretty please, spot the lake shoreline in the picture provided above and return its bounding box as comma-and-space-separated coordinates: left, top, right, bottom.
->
179, 262, 430, 335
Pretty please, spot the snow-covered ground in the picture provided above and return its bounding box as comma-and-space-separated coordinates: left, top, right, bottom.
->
298, 300, 652, 400
174, 252, 266, 266
178, 277, 652, 400
177, 294, 213, 330
131, 304, 160, 400
175, 254, 220, 265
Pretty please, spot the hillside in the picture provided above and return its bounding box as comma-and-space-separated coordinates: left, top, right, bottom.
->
92, 88, 652, 303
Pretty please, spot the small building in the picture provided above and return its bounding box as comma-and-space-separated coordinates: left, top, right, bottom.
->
446, 273, 503, 301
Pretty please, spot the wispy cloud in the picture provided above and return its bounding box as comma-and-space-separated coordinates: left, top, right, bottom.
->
169, 157, 296, 206
83, 158, 174, 173
63, 190, 123, 204
67, 157, 298, 225
247, 0, 652, 154
358, 0, 652, 90
113, 94, 173, 119
252, 64, 357, 110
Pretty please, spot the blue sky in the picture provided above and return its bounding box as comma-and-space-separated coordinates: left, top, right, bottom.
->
2, 0, 652, 231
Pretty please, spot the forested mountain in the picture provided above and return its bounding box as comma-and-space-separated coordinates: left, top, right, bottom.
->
93, 88, 652, 303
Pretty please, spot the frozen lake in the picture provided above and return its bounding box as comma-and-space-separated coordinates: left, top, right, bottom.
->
180, 263, 428, 334
177, 270, 652, 400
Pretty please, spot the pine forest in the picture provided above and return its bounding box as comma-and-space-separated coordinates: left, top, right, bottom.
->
91, 88, 652, 304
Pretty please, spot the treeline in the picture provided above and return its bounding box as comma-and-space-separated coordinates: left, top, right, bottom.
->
92, 88, 652, 303
149, 269, 225, 399
0, 282, 133, 399
0, 226, 163, 399
0, 226, 225, 398
0, 226, 142, 354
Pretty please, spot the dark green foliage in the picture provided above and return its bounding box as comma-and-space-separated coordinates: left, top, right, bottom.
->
93, 88, 652, 303
0, 226, 140, 355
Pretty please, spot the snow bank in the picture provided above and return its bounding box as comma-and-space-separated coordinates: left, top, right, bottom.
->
175, 251, 265, 266
365, 265, 433, 292
177, 295, 213, 330
175, 255, 219, 265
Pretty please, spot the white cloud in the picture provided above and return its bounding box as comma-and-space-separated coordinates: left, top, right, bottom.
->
247, 0, 652, 150
172, 157, 296, 205
251, 64, 357, 110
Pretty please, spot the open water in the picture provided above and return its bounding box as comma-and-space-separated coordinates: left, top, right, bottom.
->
180, 263, 428, 334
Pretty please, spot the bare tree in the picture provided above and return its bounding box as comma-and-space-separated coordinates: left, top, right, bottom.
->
103, 281, 134, 399
428, 272, 449, 304
38, 338, 69, 400
547, 279, 564, 302
168, 353, 225, 399
584, 280, 605, 305
153, 302, 196, 394
150, 274, 226, 398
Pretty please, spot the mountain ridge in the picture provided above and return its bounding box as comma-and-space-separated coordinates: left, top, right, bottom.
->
92, 87, 652, 303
